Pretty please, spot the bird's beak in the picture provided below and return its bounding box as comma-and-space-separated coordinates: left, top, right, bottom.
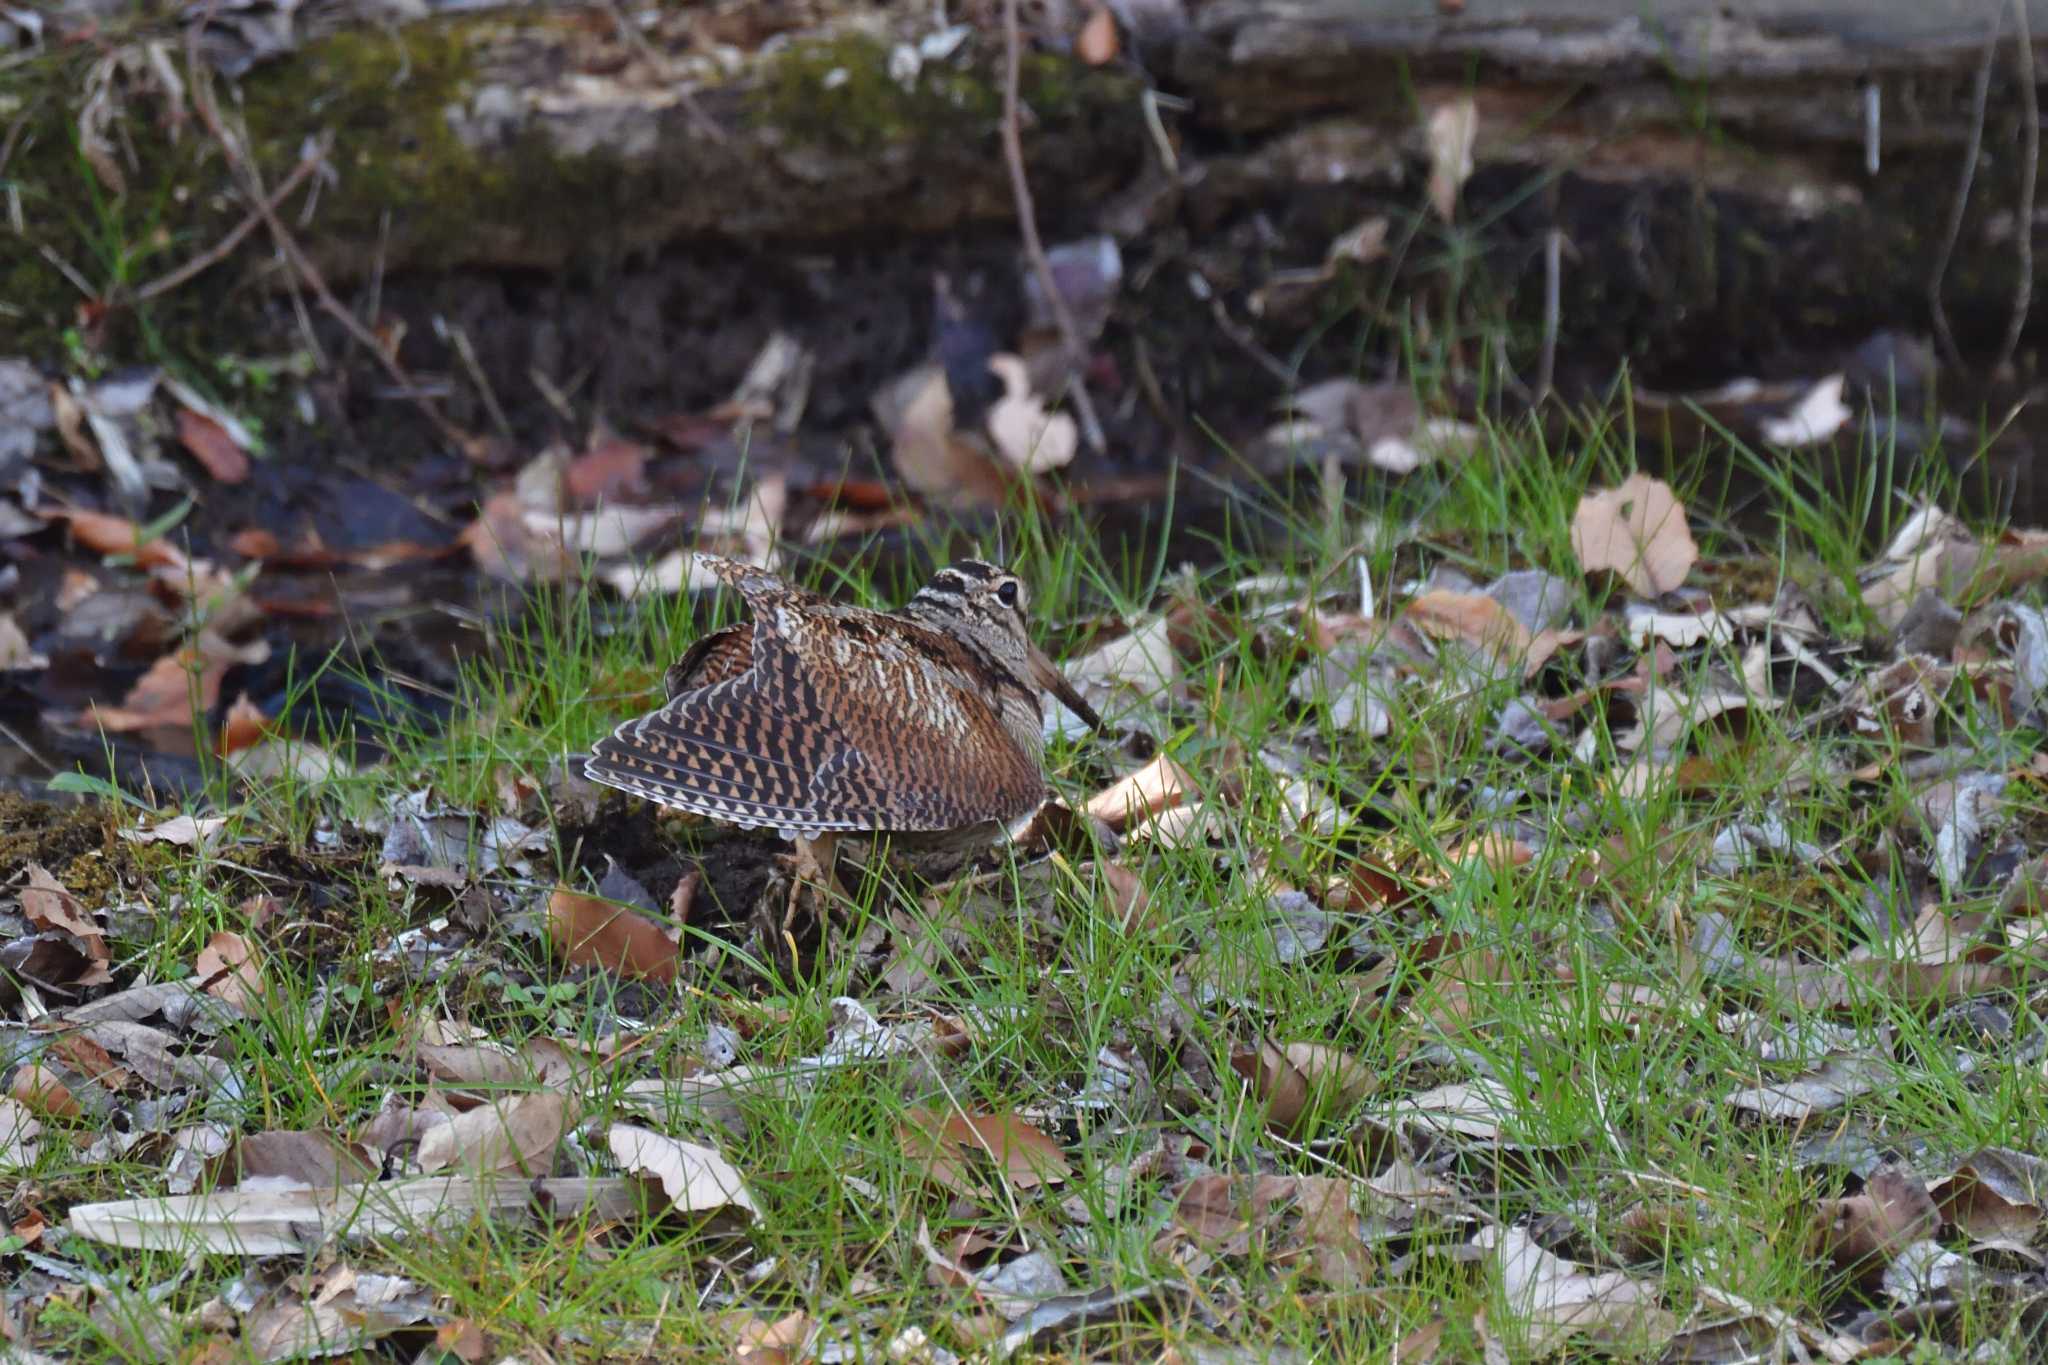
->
1030, 647, 1105, 734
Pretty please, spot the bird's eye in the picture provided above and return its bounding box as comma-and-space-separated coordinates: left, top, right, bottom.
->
996, 579, 1020, 608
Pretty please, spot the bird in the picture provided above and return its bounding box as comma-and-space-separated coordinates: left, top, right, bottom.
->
584, 554, 1102, 910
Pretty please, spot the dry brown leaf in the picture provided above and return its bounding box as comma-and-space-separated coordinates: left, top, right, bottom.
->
174, 406, 250, 483
546, 886, 681, 984
1230, 1039, 1375, 1133
1083, 753, 1192, 829
10, 1063, 82, 1121
1813, 1163, 1939, 1276
43, 507, 189, 571
1076, 3, 1119, 63
86, 645, 230, 736
1481, 1224, 1676, 1354
23, 864, 112, 983
901, 1107, 1070, 1201
218, 692, 270, 756
1930, 1148, 2048, 1240
877, 364, 1019, 508
1097, 861, 1151, 932
729, 1310, 814, 1364
1570, 474, 1697, 598
227, 1130, 376, 1191
1424, 95, 1478, 222
1405, 589, 1533, 658
607, 1122, 759, 1219
414, 1092, 569, 1177
195, 932, 263, 1011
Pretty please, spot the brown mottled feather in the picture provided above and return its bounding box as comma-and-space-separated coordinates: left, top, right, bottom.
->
663, 623, 753, 699
585, 559, 1053, 836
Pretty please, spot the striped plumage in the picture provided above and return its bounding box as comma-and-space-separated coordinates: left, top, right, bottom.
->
585, 555, 1099, 844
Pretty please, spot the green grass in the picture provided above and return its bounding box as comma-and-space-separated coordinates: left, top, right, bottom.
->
19, 402, 2048, 1361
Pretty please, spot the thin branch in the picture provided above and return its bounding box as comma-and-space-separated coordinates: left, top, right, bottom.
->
1930, 4, 2003, 372
131, 145, 324, 303
1000, 0, 1107, 455
184, 22, 470, 452
1994, 0, 2037, 379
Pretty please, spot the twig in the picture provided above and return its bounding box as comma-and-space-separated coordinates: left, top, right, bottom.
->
131, 145, 324, 302
1207, 295, 1296, 386
1930, 4, 2003, 373
439, 317, 514, 438
184, 22, 469, 452
37, 244, 95, 299
1000, 0, 1107, 455
600, 0, 727, 145
1995, 0, 2037, 379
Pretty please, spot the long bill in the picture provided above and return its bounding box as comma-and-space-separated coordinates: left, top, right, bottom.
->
1029, 645, 1105, 734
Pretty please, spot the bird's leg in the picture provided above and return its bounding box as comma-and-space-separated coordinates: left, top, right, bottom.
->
782, 832, 846, 939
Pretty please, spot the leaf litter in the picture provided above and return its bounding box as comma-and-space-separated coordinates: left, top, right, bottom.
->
11, 323, 2048, 1361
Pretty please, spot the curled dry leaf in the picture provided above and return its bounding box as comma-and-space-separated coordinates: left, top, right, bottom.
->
607, 1122, 759, 1219
1083, 752, 1192, 829
1424, 95, 1478, 222
10, 1064, 82, 1121
119, 813, 228, 849
1813, 1163, 1939, 1276
985, 355, 1079, 475
546, 886, 681, 984
1570, 474, 1697, 598
174, 406, 251, 483
876, 363, 1019, 508
194, 931, 263, 1011
1758, 374, 1851, 447
414, 1091, 569, 1177
218, 692, 270, 756
22, 863, 110, 982
1230, 1039, 1375, 1134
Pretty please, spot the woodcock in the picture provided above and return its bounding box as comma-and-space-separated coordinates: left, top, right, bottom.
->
584, 555, 1102, 893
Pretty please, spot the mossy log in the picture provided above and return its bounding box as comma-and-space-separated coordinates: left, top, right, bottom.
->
6, 0, 2046, 378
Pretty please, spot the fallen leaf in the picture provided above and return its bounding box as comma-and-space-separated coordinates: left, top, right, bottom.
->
1814, 1163, 1939, 1277
414, 1092, 569, 1177
1230, 1039, 1375, 1133
194, 932, 263, 1011
1570, 474, 1697, 597
22, 863, 109, 974
985, 355, 1079, 475
118, 813, 229, 849
10, 1063, 82, 1121
1084, 752, 1192, 829
43, 506, 188, 571
547, 886, 681, 984
1075, 2, 1118, 64
1480, 1224, 1676, 1354
174, 406, 250, 483
902, 1107, 1070, 1201
1425, 95, 1478, 222
1759, 374, 1850, 446
876, 364, 1019, 508
218, 692, 270, 755
607, 1122, 759, 1219
0, 1097, 42, 1168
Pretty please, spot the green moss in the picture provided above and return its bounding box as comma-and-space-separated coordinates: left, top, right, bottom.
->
754, 32, 1117, 156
